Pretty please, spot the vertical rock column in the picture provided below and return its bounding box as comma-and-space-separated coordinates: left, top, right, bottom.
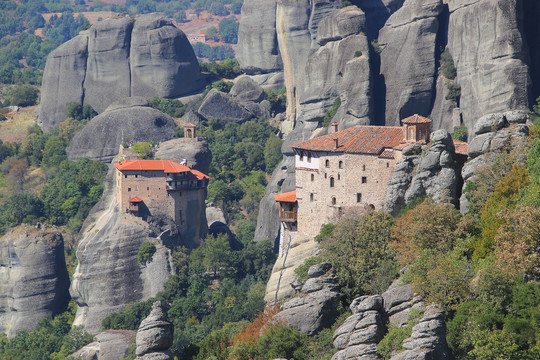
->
135, 301, 174, 360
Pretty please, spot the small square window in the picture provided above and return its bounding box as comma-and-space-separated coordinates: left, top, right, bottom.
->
311, 174, 314, 181
357, 193, 362, 203
362, 177, 367, 184
147, 187, 149, 191
135, 174, 138, 178
128, 187, 131, 192
124, 174, 127, 178
310, 193, 314, 202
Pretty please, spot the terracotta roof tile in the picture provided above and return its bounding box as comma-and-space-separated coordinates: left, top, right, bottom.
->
453, 140, 468, 156
129, 197, 143, 202
402, 114, 431, 124
292, 126, 405, 155
114, 160, 210, 179
378, 149, 395, 159
274, 190, 296, 203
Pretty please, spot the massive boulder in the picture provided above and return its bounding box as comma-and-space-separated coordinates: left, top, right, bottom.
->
0, 226, 70, 337
379, 0, 444, 126
70, 330, 136, 360
66, 97, 176, 163
39, 14, 202, 131
446, 0, 530, 131
274, 263, 340, 335
135, 301, 174, 360
70, 167, 180, 334
197, 89, 254, 124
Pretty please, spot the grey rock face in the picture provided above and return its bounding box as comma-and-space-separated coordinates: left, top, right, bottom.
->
236, 0, 282, 74
231, 76, 265, 103
316, 6, 366, 45
67, 97, 176, 162
379, 0, 443, 126
460, 114, 529, 212
39, 14, 202, 131
70, 330, 136, 360
332, 296, 385, 360
39, 34, 88, 132
130, 14, 202, 99
390, 305, 448, 360
385, 130, 459, 215
84, 17, 133, 113
154, 138, 212, 175
274, 263, 340, 336
198, 89, 253, 124
71, 168, 177, 334
135, 302, 173, 359
447, 0, 530, 131
0, 226, 70, 337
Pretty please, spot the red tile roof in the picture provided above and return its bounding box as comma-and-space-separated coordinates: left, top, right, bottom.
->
114, 160, 191, 173
402, 114, 431, 124
292, 126, 405, 155
129, 197, 143, 202
378, 149, 395, 159
274, 190, 297, 203
453, 140, 468, 156
114, 160, 210, 179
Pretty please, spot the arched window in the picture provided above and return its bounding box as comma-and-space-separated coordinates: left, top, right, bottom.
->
310, 193, 314, 202
362, 164, 366, 171
339, 161, 343, 169
330, 177, 335, 187
325, 159, 330, 168
307, 152, 312, 163
387, 162, 390, 168
311, 174, 314, 181
299, 151, 304, 161
338, 174, 341, 180
332, 197, 337, 205
357, 193, 362, 203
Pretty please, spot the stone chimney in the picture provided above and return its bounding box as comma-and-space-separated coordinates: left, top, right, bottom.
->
331, 122, 339, 133
334, 137, 339, 149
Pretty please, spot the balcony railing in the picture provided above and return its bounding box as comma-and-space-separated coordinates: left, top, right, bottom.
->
279, 209, 297, 222
166, 181, 204, 191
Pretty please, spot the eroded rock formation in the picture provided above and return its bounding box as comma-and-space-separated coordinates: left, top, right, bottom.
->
67, 97, 177, 163
274, 263, 340, 335
39, 14, 202, 131
70, 330, 136, 360
0, 226, 70, 337
135, 301, 174, 360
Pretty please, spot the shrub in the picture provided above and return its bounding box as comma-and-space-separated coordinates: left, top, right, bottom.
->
132, 142, 154, 159
452, 125, 468, 141
10, 84, 39, 107
321, 97, 341, 127
445, 81, 461, 102
354, 50, 362, 57
294, 256, 324, 283
440, 48, 457, 80
138, 242, 156, 264
377, 324, 413, 359
371, 39, 382, 55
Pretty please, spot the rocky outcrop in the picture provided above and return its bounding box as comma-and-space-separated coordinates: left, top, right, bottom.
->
460, 111, 529, 212
154, 138, 212, 175
0, 226, 70, 337
230, 76, 272, 119
39, 14, 202, 131
446, 0, 530, 131
198, 89, 254, 124
385, 130, 460, 215
274, 263, 340, 335
379, 0, 444, 126
66, 97, 176, 163
70, 330, 136, 360
390, 305, 448, 360
332, 295, 385, 360
135, 301, 174, 360
70, 167, 179, 334
333, 280, 449, 360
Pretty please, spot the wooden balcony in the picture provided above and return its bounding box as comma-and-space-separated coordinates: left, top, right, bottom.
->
279, 209, 297, 222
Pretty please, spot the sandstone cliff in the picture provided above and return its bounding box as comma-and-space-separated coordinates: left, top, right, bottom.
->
39, 14, 203, 132
0, 226, 70, 337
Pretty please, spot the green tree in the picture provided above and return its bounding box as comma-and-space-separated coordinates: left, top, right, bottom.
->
206, 26, 219, 41
218, 17, 239, 44
138, 241, 157, 264
264, 136, 283, 173
318, 211, 398, 301
10, 84, 38, 106
132, 142, 153, 159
